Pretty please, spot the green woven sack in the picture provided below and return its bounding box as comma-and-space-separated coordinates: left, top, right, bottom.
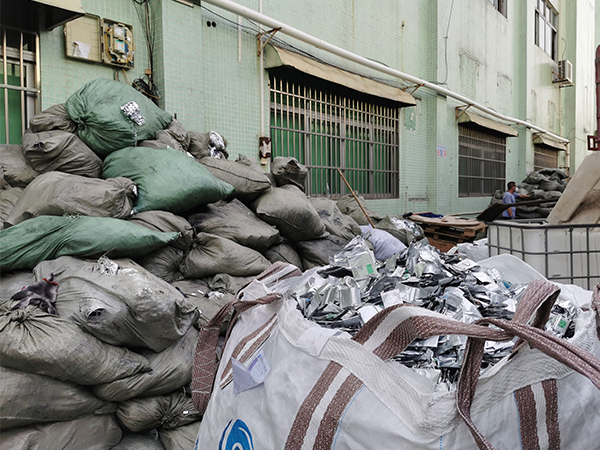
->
64, 78, 172, 156
0, 215, 179, 270
102, 147, 234, 214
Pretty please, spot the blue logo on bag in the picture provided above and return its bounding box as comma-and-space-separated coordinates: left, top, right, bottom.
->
219, 419, 254, 450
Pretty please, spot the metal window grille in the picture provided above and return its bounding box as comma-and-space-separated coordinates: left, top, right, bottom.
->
534, 0, 557, 60
458, 126, 506, 197
1, 26, 39, 145
534, 146, 559, 171
269, 69, 399, 199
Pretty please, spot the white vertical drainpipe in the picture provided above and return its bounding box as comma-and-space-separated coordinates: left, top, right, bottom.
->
258, 0, 265, 136
203, 0, 570, 144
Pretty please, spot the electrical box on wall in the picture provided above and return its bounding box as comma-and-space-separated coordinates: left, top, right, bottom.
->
64, 16, 134, 69
64, 14, 102, 63
102, 19, 135, 68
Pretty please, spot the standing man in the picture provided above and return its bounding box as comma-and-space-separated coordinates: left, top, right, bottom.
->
502, 181, 529, 219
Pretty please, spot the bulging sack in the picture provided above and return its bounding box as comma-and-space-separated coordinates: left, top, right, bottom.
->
188, 131, 229, 159
5, 171, 136, 227
28, 103, 78, 134
117, 392, 201, 433
294, 234, 349, 269
0, 144, 39, 187
264, 242, 304, 270
337, 193, 384, 226
199, 155, 272, 202
33, 256, 198, 352
139, 119, 190, 153
94, 326, 199, 402
135, 246, 185, 283
0, 215, 179, 271
252, 185, 326, 242
375, 215, 425, 245
0, 305, 151, 384
64, 78, 173, 156
180, 233, 271, 279
271, 156, 308, 190
128, 210, 194, 251
102, 146, 234, 214
0, 414, 122, 450
21, 130, 102, 177
309, 196, 362, 241
111, 431, 166, 450
0, 366, 106, 429
159, 422, 201, 450
188, 198, 280, 252
0, 187, 22, 229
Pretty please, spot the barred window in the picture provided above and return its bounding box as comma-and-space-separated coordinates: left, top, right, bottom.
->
269, 68, 399, 199
458, 126, 506, 197
534, 147, 559, 171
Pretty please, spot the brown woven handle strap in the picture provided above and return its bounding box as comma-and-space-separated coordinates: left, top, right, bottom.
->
457, 318, 600, 450
351, 279, 559, 354
190, 293, 283, 414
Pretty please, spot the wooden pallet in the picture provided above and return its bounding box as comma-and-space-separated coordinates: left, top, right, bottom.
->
426, 236, 459, 253
423, 222, 487, 240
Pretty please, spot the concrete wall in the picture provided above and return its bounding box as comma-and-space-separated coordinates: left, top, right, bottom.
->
37, 0, 596, 217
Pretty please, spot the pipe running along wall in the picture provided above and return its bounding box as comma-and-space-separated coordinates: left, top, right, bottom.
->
203, 0, 570, 145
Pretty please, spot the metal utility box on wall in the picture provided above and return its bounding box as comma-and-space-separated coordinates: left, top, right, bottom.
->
64, 14, 102, 63
64, 15, 134, 68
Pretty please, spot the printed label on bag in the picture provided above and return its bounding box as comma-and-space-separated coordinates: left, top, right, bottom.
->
232, 351, 270, 394
219, 419, 254, 450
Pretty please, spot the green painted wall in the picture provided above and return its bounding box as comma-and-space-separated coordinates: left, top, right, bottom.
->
37, 0, 596, 217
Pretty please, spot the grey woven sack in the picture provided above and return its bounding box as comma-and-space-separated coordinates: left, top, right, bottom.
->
28, 103, 78, 134
0, 187, 22, 229
294, 234, 349, 270
0, 144, 39, 187
264, 242, 304, 270
0, 366, 106, 429
180, 233, 271, 279
127, 210, 194, 250
22, 130, 102, 177
0, 305, 150, 385
5, 171, 136, 227
252, 185, 326, 242
188, 198, 280, 252
33, 256, 198, 352
271, 156, 308, 190
117, 392, 202, 433
159, 422, 201, 450
309, 196, 361, 241
135, 245, 185, 283
199, 155, 271, 202
0, 414, 122, 450
94, 326, 199, 402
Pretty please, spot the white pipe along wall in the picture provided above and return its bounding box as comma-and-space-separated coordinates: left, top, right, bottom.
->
203, 0, 570, 145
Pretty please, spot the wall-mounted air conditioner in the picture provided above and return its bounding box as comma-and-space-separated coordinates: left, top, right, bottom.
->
553, 59, 573, 85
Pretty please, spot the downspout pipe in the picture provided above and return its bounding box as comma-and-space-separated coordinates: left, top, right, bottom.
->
203, 0, 569, 144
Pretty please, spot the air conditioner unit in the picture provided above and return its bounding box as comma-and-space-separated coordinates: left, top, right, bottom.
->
553, 59, 573, 85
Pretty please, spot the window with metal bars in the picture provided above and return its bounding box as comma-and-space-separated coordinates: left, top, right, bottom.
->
458, 126, 506, 197
534, 147, 559, 171
269, 68, 400, 199
0, 26, 39, 145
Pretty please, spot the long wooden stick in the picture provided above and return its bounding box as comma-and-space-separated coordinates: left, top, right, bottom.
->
337, 168, 376, 228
